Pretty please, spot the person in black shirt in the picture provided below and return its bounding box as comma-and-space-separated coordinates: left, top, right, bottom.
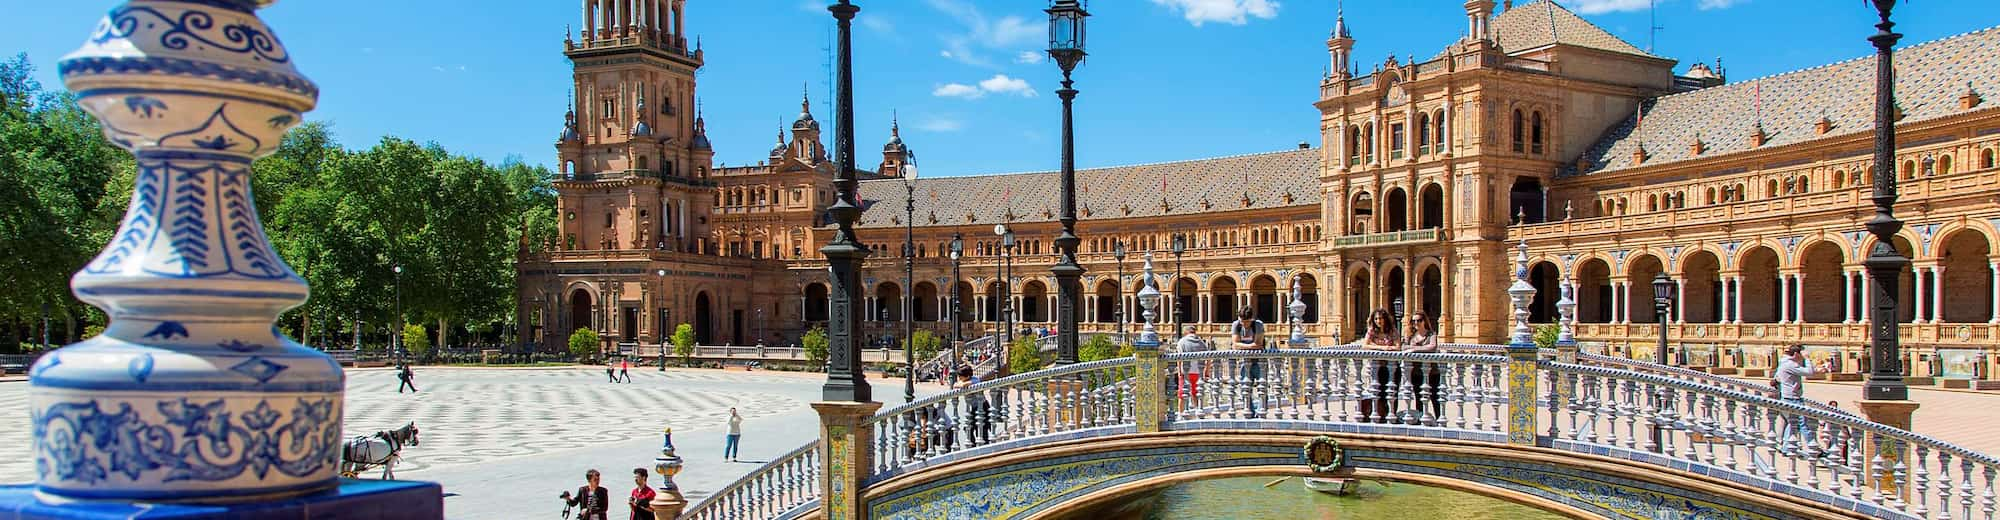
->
396, 364, 417, 393
561, 469, 610, 520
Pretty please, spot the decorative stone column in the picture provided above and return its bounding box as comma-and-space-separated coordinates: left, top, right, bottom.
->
31, 0, 348, 504
649, 427, 688, 518
1504, 240, 1540, 446
1555, 278, 1578, 363
1132, 254, 1164, 433
813, 401, 882, 520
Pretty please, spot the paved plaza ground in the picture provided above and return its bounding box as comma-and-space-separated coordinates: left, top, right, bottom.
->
0, 366, 941, 519
0, 367, 1984, 518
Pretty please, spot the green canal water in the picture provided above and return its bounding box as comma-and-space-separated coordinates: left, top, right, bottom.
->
1053, 476, 1567, 519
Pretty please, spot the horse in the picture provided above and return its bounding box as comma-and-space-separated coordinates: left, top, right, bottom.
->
341, 422, 420, 479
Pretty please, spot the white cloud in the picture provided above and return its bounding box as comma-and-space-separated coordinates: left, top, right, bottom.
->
932, 83, 984, 99
976, 75, 1036, 97
1697, 0, 1745, 10
1560, 0, 1651, 14
1149, 0, 1279, 27
860, 16, 895, 34
932, 75, 1037, 99
927, 0, 1042, 67
1014, 51, 1044, 65
916, 117, 964, 132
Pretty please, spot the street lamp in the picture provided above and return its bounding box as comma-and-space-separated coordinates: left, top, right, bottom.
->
995, 224, 1015, 375
1112, 240, 1126, 346
902, 177, 916, 404
1046, 0, 1089, 367
1652, 271, 1674, 366
393, 264, 403, 363
1171, 234, 1186, 333
821, 0, 871, 403
668, 268, 676, 370
949, 234, 964, 369
1862, 0, 1910, 403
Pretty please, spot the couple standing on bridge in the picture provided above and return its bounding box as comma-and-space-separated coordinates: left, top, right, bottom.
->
1171, 306, 1442, 420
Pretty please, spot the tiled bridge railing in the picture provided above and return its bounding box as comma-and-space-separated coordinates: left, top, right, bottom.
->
681, 348, 1982, 520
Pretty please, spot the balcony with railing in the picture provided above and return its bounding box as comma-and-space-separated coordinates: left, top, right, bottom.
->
1329, 228, 1442, 249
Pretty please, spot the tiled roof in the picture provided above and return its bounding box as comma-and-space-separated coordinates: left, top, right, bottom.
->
852, 148, 1320, 228
1574, 25, 2000, 176
1493, 1, 1654, 58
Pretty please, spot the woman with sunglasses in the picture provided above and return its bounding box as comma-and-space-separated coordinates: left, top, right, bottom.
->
1348, 308, 1399, 422
1401, 311, 1444, 422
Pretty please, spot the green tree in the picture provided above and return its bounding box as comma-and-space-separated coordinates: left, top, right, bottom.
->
568, 328, 600, 362
671, 324, 697, 366
402, 324, 431, 361
1008, 336, 1045, 375
802, 326, 829, 367
902, 329, 943, 362
1533, 324, 1561, 350
1078, 335, 1124, 362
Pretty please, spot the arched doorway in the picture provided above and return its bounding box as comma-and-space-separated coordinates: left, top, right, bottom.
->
1348, 270, 1373, 341
804, 283, 830, 322
954, 281, 976, 323
876, 282, 903, 322
1627, 255, 1664, 323
1210, 276, 1238, 324
1419, 184, 1444, 230
1576, 259, 1611, 323
1418, 266, 1441, 323
1941, 231, 1994, 323
694, 292, 713, 345
1251, 275, 1280, 323
984, 281, 1005, 322
568, 288, 594, 339
1740, 247, 1781, 323
913, 282, 938, 322
1021, 281, 1048, 323
1681, 251, 1722, 323
1383, 267, 1407, 321
1384, 187, 1409, 232
1094, 280, 1119, 324
1528, 262, 1559, 323
1800, 243, 1846, 323
1174, 278, 1198, 325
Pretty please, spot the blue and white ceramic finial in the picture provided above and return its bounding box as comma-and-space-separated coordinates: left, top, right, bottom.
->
33, 0, 342, 503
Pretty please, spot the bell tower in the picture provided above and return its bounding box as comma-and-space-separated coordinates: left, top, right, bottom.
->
555, 0, 712, 254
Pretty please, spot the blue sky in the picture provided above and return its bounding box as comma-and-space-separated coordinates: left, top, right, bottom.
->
5, 1, 1995, 177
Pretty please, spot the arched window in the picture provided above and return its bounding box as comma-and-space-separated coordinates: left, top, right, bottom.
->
1530, 110, 1545, 155
1363, 123, 1376, 163
1705, 187, 1717, 205
637, 155, 649, 171
1647, 194, 1659, 212
1511, 109, 1525, 153
1767, 180, 1780, 198
1832, 170, 1846, 189
1433, 109, 1446, 148
1348, 126, 1362, 164
1983, 148, 1996, 170
1940, 155, 1954, 175
1416, 112, 1432, 155
1797, 175, 1810, 193
1902, 160, 1917, 180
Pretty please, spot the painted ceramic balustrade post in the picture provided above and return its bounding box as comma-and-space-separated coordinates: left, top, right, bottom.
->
1132, 254, 1163, 433
1504, 240, 1540, 446
32, 0, 343, 503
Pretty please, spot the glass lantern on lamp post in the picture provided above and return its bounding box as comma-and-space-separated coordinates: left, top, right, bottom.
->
1652, 272, 1674, 366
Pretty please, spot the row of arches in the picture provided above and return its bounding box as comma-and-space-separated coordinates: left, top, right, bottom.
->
1593, 146, 2000, 219
1350, 184, 1445, 234
1532, 230, 1998, 325
1344, 108, 1449, 165
802, 274, 1324, 326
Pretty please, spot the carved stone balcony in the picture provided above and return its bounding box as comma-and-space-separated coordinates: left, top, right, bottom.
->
1330, 228, 1442, 249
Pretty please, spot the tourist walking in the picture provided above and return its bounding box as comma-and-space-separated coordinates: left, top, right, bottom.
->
1401, 311, 1442, 421
619, 359, 632, 383
724, 408, 743, 462
1773, 344, 1829, 446
561, 469, 610, 520
1173, 326, 1208, 403
627, 468, 656, 520
606, 361, 618, 383
396, 363, 418, 394
1350, 308, 1400, 422
1230, 306, 1266, 418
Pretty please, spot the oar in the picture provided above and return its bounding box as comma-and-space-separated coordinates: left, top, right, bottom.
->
1263, 476, 1292, 488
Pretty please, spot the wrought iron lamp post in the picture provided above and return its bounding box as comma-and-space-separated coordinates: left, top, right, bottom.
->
821, 0, 871, 403
1863, 0, 1909, 403
1652, 272, 1673, 366
1046, 0, 1089, 367
903, 178, 916, 403
950, 234, 964, 369
1171, 234, 1186, 333
394, 264, 403, 363
995, 224, 1015, 375
1113, 240, 1126, 346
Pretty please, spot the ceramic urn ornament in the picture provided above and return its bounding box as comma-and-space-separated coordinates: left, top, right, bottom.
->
33, 0, 344, 503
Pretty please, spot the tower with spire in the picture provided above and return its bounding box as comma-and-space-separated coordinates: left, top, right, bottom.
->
1327, 2, 1354, 80
878, 114, 914, 177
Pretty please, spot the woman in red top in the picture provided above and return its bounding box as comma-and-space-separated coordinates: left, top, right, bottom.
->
628, 467, 657, 520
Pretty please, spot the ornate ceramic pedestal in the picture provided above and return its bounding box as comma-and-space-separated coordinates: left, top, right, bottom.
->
24, 0, 344, 506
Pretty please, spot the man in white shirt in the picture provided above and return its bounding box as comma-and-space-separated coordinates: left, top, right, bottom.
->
1773, 345, 1828, 447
